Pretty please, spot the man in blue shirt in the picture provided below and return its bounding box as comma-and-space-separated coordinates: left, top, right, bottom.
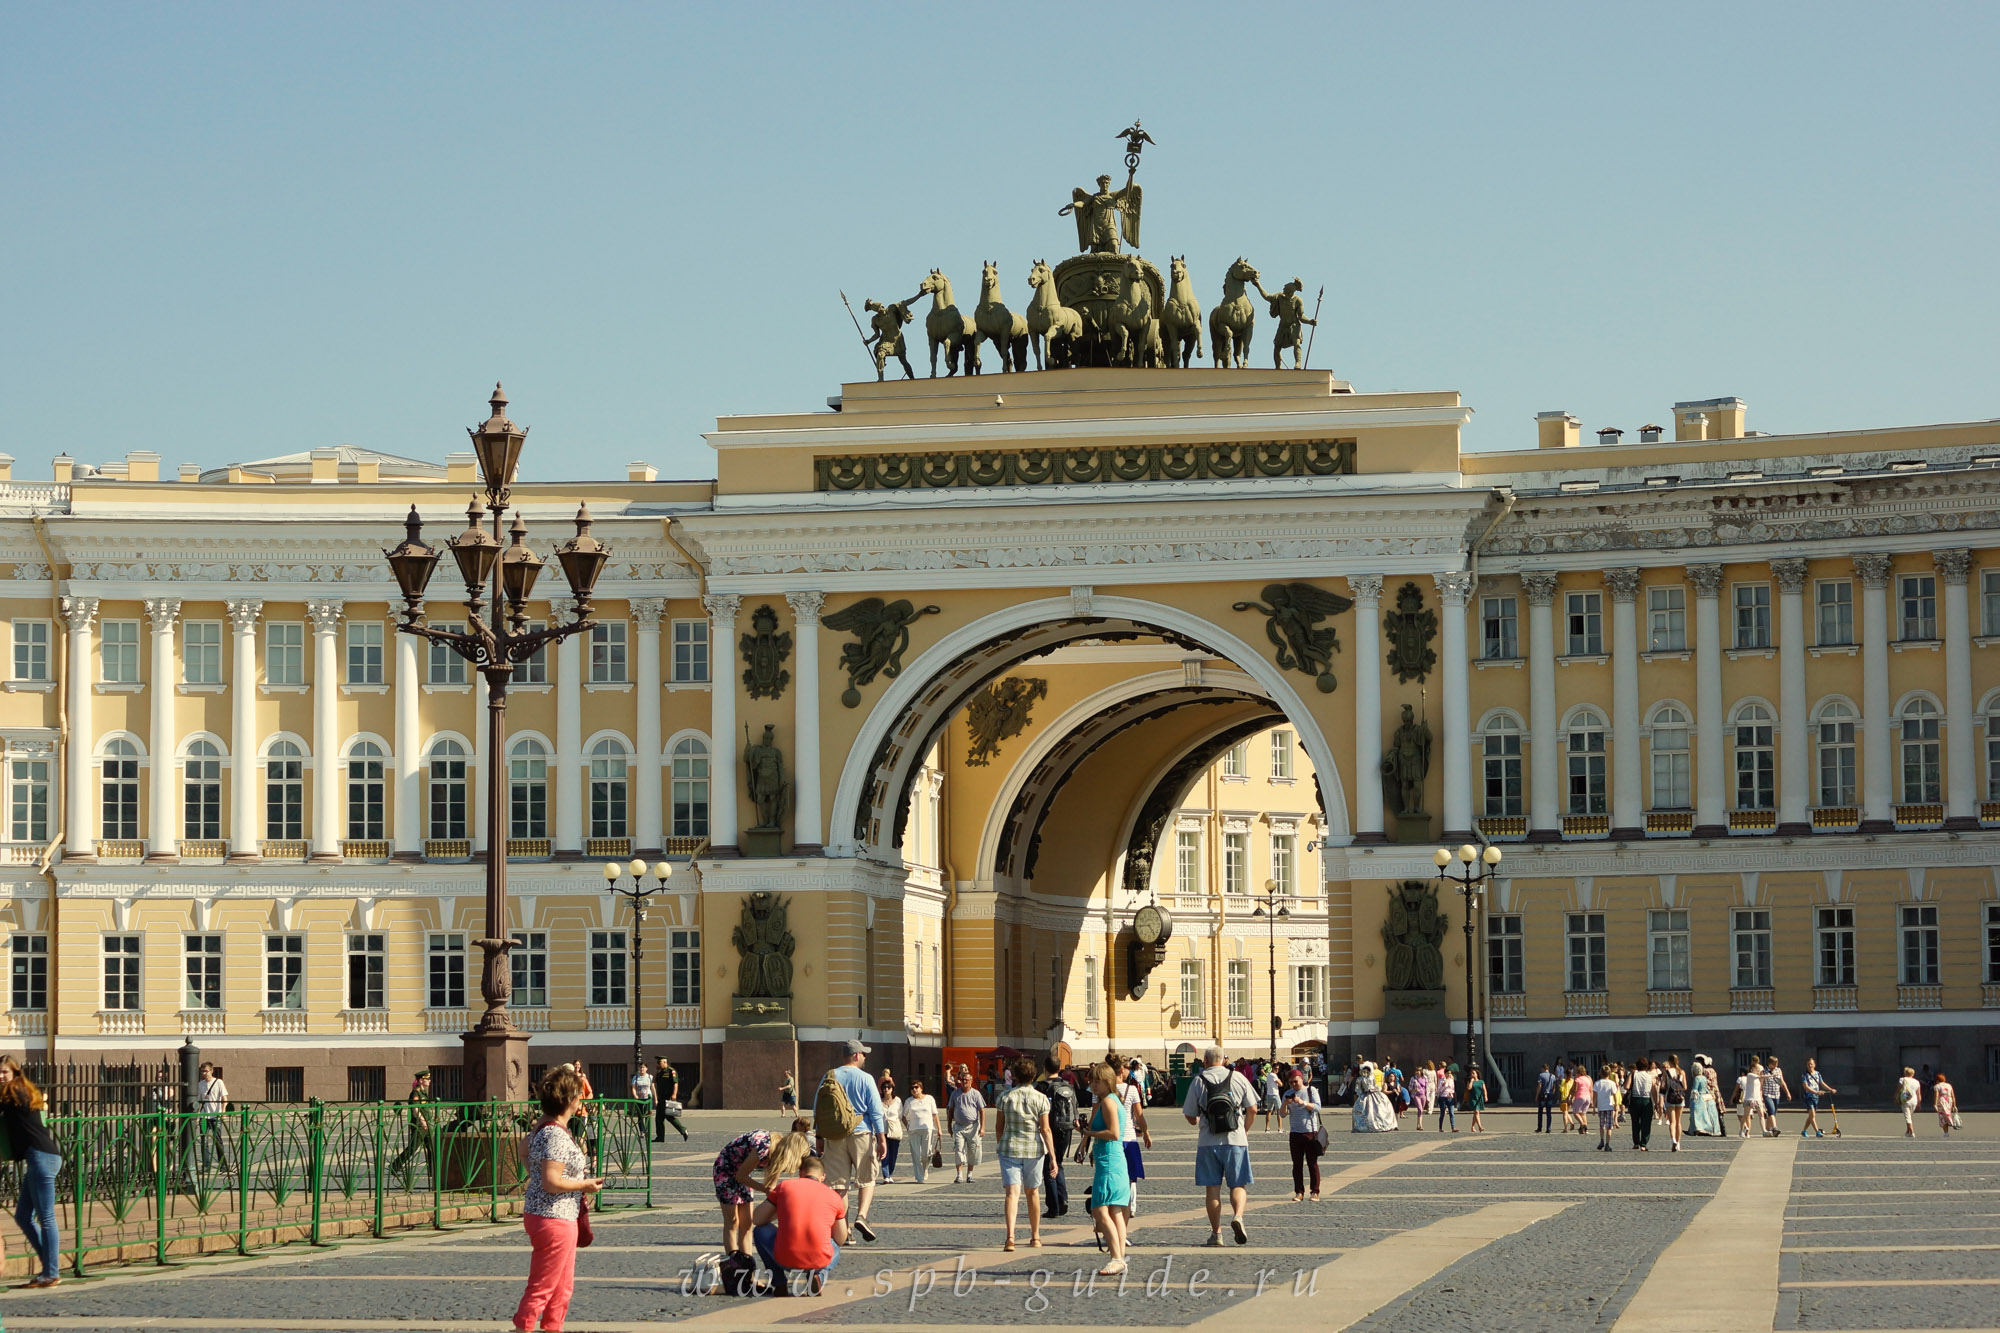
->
820, 1040, 886, 1243
1536, 1065, 1558, 1133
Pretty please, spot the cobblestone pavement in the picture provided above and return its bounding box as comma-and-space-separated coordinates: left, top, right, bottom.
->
0, 1108, 1988, 1332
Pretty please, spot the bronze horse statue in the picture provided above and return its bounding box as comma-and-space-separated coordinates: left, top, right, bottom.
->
1208, 257, 1260, 369
917, 269, 978, 376
1026, 259, 1082, 370
1160, 255, 1204, 369
973, 261, 1029, 373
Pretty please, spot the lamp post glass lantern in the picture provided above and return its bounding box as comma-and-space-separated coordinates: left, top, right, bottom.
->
1433, 843, 1502, 1082
1250, 878, 1291, 1067
382, 384, 610, 1103
604, 860, 675, 1079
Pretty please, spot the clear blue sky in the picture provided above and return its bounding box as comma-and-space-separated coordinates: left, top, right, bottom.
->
5, 3, 1995, 482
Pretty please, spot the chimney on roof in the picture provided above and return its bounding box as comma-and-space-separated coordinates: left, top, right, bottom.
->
446, 451, 477, 484
52, 455, 73, 484
178, 463, 200, 482
125, 450, 161, 482
627, 461, 658, 483
310, 447, 340, 483
1596, 427, 1623, 446
1638, 424, 1664, 443
1673, 397, 1747, 442
0, 455, 12, 483
1536, 411, 1581, 449
354, 460, 380, 484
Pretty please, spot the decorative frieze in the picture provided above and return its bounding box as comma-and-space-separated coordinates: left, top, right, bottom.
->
813, 439, 1357, 492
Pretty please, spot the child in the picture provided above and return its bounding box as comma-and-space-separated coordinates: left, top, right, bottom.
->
1559, 1068, 1578, 1133
1594, 1069, 1617, 1152
1571, 1068, 1595, 1136
1737, 1061, 1763, 1140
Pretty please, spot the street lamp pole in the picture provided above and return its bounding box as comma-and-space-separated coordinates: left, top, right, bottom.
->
603, 859, 675, 1078
383, 385, 610, 1103
1251, 879, 1290, 1068
1433, 842, 1503, 1080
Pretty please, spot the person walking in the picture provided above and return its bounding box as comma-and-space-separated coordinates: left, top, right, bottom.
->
877, 1073, 904, 1184
1736, 1060, 1763, 1138
1281, 1067, 1324, 1200
0, 1055, 63, 1288
901, 1078, 938, 1183
514, 1067, 602, 1333
1572, 1066, 1595, 1136
813, 1040, 886, 1244
1408, 1062, 1432, 1128
1083, 1063, 1131, 1277
1465, 1067, 1487, 1132
1259, 1064, 1283, 1131
654, 1059, 689, 1142
195, 1061, 233, 1175
1897, 1066, 1922, 1136
1594, 1067, 1617, 1152
1762, 1058, 1792, 1137
1559, 1066, 1578, 1133
1934, 1072, 1959, 1135
389, 1069, 437, 1181
947, 1068, 987, 1184
1435, 1065, 1458, 1132
1628, 1058, 1656, 1151
1035, 1055, 1077, 1219
1115, 1058, 1152, 1222
779, 1070, 797, 1114
1690, 1057, 1723, 1137
995, 1057, 1056, 1251
1658, 1056, 1687, 1152
1534, 1065, 1556, 1133
1183, 1046, 1258, 1247
1800, 1058, 1835, 1139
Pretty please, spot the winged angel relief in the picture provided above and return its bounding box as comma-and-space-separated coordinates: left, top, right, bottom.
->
822, 597, 942, 707
1232, 581, 1352, 693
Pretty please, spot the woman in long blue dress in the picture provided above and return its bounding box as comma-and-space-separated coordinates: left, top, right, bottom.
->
1690, 1057, 1723, 1137
1085, 1063, 1131, 1276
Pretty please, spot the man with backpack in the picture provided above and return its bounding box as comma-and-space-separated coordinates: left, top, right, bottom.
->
1035, 1055, 1077, 1218
813, 1040, 885, 1243
1181, 1046, 1257, 1247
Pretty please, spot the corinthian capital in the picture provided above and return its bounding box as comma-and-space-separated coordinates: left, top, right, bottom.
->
1347, 573, 1384, 608
1769, 558, 1809, 595
144, 597, 182, 629
60, 595, 98, 632
1932, 548, 1971, 586
1433, 571, 1475, 606
702, 592, 742, 624
785, 590, 827, 623
1603, 567, 1642, 603
1853, 553, 1892, 589
226, 598, 264, 633
1519, 571, 1559, 607
305, 598, 345, 633
629, 597, 667, 629
1686, 564, 1725, 599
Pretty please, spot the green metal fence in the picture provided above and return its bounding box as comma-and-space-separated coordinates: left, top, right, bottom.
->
2, 1098, 653, 1276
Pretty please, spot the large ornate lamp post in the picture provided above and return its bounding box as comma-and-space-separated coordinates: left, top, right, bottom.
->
384, 385, 609, 1103
1250, 878, 1290, 1068
602, 858, 675, 1079
1433, 843, 1502, 1079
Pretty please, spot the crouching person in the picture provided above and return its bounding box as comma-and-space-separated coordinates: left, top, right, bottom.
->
750, 1156, 849, 1296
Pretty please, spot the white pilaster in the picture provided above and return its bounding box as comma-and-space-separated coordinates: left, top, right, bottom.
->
1348, 575, 1385, 841
554, 599, 583, 854
1856, 554, 1893, 829
1606, 568, 1642, 836
1936, 549, 1975, 826
1521, 571, 1559, 838
786, 590, 826, 849
471, 671, 488, 854
64, 596, 99, 857
141, 598, 177, 857
1436, 572, 1474, 839
226, 599, 262, 857
307, 599, 344, 858
632, 598, 666, 853
703, 593, 742, 849
1772, 559, 1809, 832
393, 624, 420, 856
1689, 565, 1726, 834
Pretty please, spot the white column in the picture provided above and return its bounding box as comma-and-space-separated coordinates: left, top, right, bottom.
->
1347, 575, 1385, 841
554, 599, 583, 854
1689, 565, 1726, 835
1436, 572, 1474, 840
1772, 559, 1810, 833
632, 598, 665, 853
1521, 571, 1559, 838
471, 671, 489, 854
703, 593, 741, 850
1936, 548, 1975, 826
142, 598, 177, 858
1856, 554, 1893, 829
226, 599, 262, 857
307, 599, 344, 858
1606, 567, 1642, 837
393, 625, 420, 856
63, 596, 99, 857
786, 590, 826, 849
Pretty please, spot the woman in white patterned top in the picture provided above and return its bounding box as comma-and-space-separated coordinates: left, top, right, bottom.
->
516, 1068, 602, 1333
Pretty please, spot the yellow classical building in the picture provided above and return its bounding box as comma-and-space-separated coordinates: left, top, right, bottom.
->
1, 373, 1995, 1105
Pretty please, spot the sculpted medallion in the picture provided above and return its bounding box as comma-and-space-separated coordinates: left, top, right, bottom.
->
738, 603, 792, 701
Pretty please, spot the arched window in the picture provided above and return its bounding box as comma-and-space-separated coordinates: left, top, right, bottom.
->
1649, 707, 1691, 811
509, 738, 549, 840
1814, 703, 1857, 807
670, 737, 709, 838
183, 739, 222, 841
589, 738, 629, 840
1733, 703, 1775, 811
265, 741, 304, 841
1480, 716, 1523, 817
1899, 699, 1942, 804
102, 738, 140, 840
1565, 709, 1607, 815
428, 740, 467, 841
346, 741, 386, 840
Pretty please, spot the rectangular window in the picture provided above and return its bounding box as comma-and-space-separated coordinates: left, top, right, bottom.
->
1084, 955, 1099, 1023
347, 1066, 386, 1103
509, 930, 548, 1008
1566, 912, 1606, 992
346, 933, 385, 1010
1646, 586, 1686, 651
1816, 581, 1853, 646
1567, 722, 1608, 815
1481, 595, 1518, 659
265, 1067, 305, 1103
1292, 964, 1326, 1019
1178, 958, 1205, 1023
1732, 909, 1773, 989
184, 934, 223, 1011
1816, 906, 1856, 986
427, 624, 467, 685
1900, 904, 1940, 984
1818, 713, 1858, 806
1983, 569, 2000, 637
1226, 958, 1250, 1019
1987, 903, 2000, 985
1175, 830, 1201, 895
590, 622, 628, 683
345, 621, 383, 684
9, 757, 49, 842
1487, 914, 1523, 994
1220, 743, 1246, 777
1223, 831, 1247, 895
589, 930, 628, 1007
103, 935, 142, 1011
1648, 909, 1691, 991
1899, 575, 1937, 641
426, 933, 466, 1010
912, 944, 924, 1015
1733, 584, 1771, 649
931, 942, 941, 1017
1269, 729, 1294, 779
266, 621, 304, 685
1650, 722, 1691, 810
670, 928, 701, 1007
671, 619, 709, 683
1482, 726, 1523, 816
1270, 833, 1296, 897
10, 934, 47, 1011
183, 621, 223, 684
11, 620, 48, 682
265, 935, 304, 1010
517, 621, 548, 685
1565, 591, 1602, 655
100, 619, 140, 683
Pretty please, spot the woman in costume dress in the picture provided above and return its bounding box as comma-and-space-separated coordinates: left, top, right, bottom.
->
1689, 1056, 1723, 1137
1352, 1061, 1399, 1133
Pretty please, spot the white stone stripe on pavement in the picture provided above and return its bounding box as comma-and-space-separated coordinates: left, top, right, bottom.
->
1612, 1137, 1800, 1333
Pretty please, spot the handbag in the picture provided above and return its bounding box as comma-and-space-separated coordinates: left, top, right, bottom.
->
931, 1145, 944, 1169
575, 1191, 594, 1248
658, 1100, 683, 1116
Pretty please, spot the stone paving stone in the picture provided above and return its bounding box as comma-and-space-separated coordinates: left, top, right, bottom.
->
1780, 1282, 2000, 1330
